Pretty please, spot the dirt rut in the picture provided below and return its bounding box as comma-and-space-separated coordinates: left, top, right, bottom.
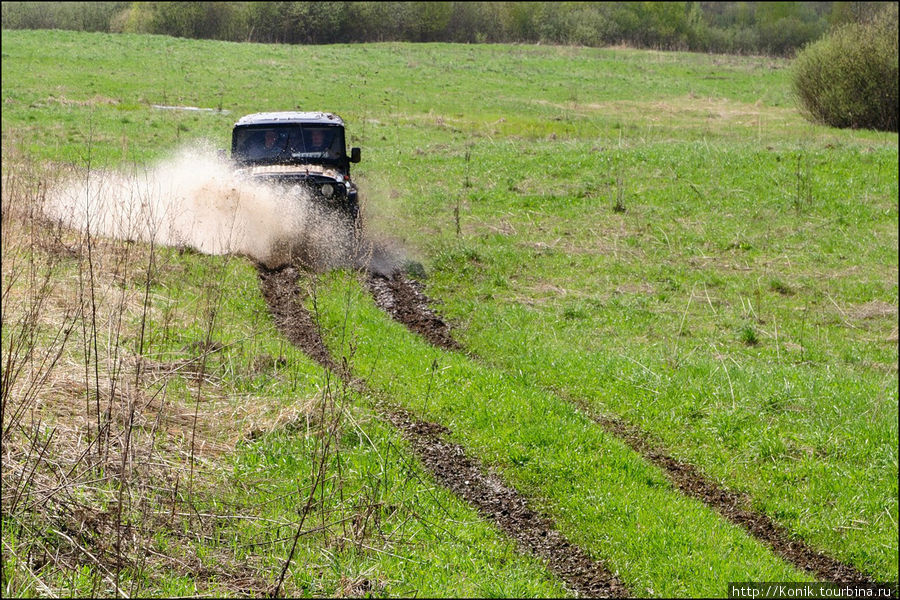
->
592, 412, 873, 584
366, 272, 462, 351
365, 270, 875, 585
256, 264, 628, 598
256, 265, 339, 372
385, 408, 629, 598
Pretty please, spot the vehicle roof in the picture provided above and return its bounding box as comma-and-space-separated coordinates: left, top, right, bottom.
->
234, 111, 344, 127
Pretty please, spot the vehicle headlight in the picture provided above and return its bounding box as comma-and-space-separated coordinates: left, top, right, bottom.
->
321, 183, 334, 198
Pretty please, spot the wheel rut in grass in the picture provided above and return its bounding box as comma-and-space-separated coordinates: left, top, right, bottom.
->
366, 272, 462, 351
256, 264, 339, 373
361, 269, 875, 585
385, 407, 630, 599
256, 263, 628, 598
590, 411, 873, 584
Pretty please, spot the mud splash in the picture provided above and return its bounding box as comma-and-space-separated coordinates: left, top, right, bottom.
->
41, 144, 356, 270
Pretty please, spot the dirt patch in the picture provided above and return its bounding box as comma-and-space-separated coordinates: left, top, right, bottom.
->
588, 410, 873, 584
41, 94, 120, 107
530, 96, 794, 127
257, 263, 626, 597
366, 272, 462, 351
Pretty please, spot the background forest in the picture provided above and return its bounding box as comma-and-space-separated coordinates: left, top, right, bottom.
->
1, 1, 892, 56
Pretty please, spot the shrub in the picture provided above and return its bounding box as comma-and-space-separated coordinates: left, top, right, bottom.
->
792, 5, 898, 132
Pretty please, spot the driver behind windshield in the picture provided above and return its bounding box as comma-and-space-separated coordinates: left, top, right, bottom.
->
303, 128, 336, 157
243, 129, 283, 159
263, 130, 278, 150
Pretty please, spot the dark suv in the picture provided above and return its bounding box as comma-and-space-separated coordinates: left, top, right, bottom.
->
231, 111, 361, 219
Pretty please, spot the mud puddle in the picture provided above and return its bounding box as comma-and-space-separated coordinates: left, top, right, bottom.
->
256, 264, 627, 597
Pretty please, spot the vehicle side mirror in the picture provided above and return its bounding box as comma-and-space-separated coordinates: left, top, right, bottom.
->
350, 147, 361, 163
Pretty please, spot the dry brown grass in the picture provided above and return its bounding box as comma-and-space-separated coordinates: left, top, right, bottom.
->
1, 148, 332, 597
848, 300, 898, 321
530, 95, 797, 130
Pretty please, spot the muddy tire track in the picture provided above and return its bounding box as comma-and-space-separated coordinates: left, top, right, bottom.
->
591, 411, 873, 584
362, 270, 875, 585
257, 264, 628, 598
366, 272, 462, 351
256, 265, 339, 372
385, 408, 629, 598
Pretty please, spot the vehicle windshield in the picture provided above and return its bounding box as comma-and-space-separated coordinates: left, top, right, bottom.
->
232, 124, 346, 166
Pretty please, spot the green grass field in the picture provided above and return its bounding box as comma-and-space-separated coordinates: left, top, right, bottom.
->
2, 29, 897, 597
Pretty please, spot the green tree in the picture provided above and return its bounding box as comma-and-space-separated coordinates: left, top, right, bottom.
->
1, 1, 126, 31
503, 1, 541, 42
0, 0, 845, 56
284, 2, 351, 44
793, 3, 898, 131
109, 2, 154, 34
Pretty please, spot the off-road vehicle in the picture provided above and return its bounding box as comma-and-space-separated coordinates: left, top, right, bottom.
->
231, 111, 361, 219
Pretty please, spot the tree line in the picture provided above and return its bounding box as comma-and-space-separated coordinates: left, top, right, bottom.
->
0, 2, 893, 56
